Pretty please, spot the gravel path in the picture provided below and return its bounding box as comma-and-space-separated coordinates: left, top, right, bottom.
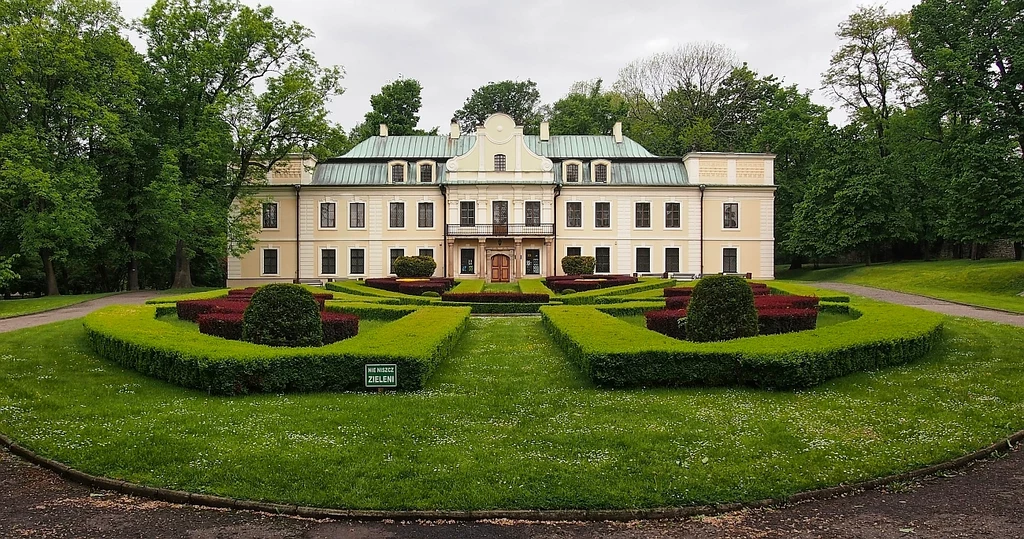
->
0, 291, 162, 333
814, 282, 1024, 327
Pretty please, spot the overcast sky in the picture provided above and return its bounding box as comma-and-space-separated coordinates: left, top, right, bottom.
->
117, 0, 920, 131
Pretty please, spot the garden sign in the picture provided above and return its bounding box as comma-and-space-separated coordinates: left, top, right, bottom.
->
365, 364, 397, 388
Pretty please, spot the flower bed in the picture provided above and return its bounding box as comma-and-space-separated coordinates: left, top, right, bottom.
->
364, 277, 456, 295
439, 292, 550, 303
197, 310, 360, 345
543, 275, 638, 293
177, 294, 328, 322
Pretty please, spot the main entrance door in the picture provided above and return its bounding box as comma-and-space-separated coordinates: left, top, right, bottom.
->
490, 254, 511, 282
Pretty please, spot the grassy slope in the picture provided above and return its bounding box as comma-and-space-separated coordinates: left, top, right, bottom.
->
0, 293, 117, 319
778, 259, 1024, 313
1, 314, 1024, 509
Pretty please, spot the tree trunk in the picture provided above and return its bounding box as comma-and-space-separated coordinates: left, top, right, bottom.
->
1014, 242, 1023, 261
970, 242, 981, 260
787, 255, 804, 271
40, 249, 60, 296
127, 235, 139, 291
171, 240, 193, 289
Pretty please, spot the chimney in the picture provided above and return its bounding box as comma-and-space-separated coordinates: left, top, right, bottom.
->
613, 122, 623, 143
379, 124, 388, 137
450, 121, 460, 139
540, 121, 550, 141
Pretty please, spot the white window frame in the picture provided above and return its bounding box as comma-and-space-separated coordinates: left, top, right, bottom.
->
417, 201, 435, 230
635, 246, 652, 273
493, 153, 507, 172
524, 200, 542, 227
418, 247, 435, 259
261, 201, 279, 231
388, 160, 407, 183
318, 200, 337, 230
722, 201, 740, 231
562, 159, 583, 183
416, 160, 436, 183
591, 159, 612, 183
664, 246, 681, 273
459, 200, 476, 227
634, 201, 652, 230
565, 201, 583, 229
594, 201, 612, 229
565, 246, 583, 257
319, 247, 338, 277
664, 201, 682, 229
459, 248, 476, 275
260, 247, 280, 277
348, 201, 366, 230
594, 245, 612, 274
722, 246, 740, 274
388, 247, 406, 275
490, 199, 510, 226
524, 248, 542, 276
388, 201, 406, 230
348, 247, 366, 277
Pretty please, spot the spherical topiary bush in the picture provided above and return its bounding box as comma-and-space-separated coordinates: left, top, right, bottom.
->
393, 255, 437, 278
685, 275, 758, 342
242, 284, 323, 347
561, 255, 596, 276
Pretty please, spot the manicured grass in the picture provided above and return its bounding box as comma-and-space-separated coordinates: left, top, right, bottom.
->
482, 282, 520, 293
779, 259, 1024, 313
449, 279, 485, 294
1, 313, 1023, 509
0, 292, 118, 319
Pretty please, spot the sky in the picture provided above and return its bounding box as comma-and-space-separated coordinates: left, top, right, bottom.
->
116, 0, 920, 131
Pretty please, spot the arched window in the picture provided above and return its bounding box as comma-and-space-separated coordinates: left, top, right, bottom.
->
594, 163, 608, 183
391, 163, 405, 183
566, 163, 580, 182
494, 154, 507, 172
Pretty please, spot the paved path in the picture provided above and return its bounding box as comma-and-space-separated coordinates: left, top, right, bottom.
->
815, 282, 1024, 327
0, 291, 162, 333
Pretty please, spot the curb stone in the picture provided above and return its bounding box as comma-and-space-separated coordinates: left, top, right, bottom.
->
1, 429, 1021, 522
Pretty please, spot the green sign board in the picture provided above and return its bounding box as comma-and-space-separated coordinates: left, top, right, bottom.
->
365, 364, 397, 388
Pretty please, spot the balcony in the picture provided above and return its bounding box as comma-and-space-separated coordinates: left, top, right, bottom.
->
446, 223, 554, 237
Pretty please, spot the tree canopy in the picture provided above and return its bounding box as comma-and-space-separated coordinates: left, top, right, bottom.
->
454, 80, 542, 134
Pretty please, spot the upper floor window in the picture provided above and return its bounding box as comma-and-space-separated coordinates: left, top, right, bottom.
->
418, 202, 434, 228
595, 202, 611, 228
723, 202, 739, 229
635, 202, 651, 228
419, 163, 433, 183
494, 154, 507, 172
460, 201, 476, 226
525, 201, 541, 227
594, 163, 609, 183
566, 202, 582, 228
262, 202, 278, 229
389, 202, 405, 228
349, 202, 365, 228
566, 163, 580, 183
320, 202, 336, 228
390, 162, 405, 183
665, 202, 681, 228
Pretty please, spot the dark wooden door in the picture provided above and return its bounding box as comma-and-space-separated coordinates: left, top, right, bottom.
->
490, 254, 510, 282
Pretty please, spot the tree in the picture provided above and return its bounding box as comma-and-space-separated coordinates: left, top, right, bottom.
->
546, 79, 627, 135
0, 0, 136, 295
350, 78, 432, 142
0, 255, 18, 290
139, 0, 345, 288
454, 80, 542, 134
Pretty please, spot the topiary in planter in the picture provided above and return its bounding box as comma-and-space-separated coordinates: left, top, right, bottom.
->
685, 275, 758, 342
242, 284, 323, 347
561, 255, 596, 275
393, 255, 437, 278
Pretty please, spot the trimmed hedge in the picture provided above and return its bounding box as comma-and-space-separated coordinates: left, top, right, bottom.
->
686, 275, 759, 342
561, 255, 596, 275
593, 302, 665, 316
646, 309, 687, 339
85, 305, 471, 394
440, 292, 549, 303
755, 295, 820, 309
176, 298, 247, 322
242, 284, 323, 347
325, 281, 433, 305
325, 302, 417, 321
322, 311, 359, 344
145, 289, 229, 304
518, 278, 556, 297
398, 281, 448, 296
758, 308, 817, 335
392, 255, 437, 278
437, 301, 545, 314
197, 312, 244, 340
666, 296, 689, 309
544, 275, 638, 293
559, 279, 675, 304
541, 302, 944, 390
364, 277, 456, 294
448, 279, 485, 294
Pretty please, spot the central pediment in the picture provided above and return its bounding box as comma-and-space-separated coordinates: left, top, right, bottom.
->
445, 113, 554, 182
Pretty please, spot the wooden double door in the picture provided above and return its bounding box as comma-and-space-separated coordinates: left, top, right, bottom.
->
490, 254, 511, 282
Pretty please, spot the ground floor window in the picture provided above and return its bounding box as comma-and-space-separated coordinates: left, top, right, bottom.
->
460, 248, 475, 274
525, 249, 541, 275
389, 248, 404, 274
262, 248, 278, 275
566, 246, 582, 257
665, 247, 680, 273
636, 247, 651, 273
418, 248, 433, 259
723, 248, 738, 273
595, 247, 611, 273
350, 249, 365, 275
321, 248, 337, 275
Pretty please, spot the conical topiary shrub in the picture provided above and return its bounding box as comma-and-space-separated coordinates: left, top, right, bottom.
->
242, 284, 323, 347
685, 275, 759, 342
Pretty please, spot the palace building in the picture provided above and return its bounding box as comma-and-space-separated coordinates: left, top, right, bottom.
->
227, 113, 776, 286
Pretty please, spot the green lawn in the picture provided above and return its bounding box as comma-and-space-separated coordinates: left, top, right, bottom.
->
0, 293, 118, 319
1, 311, 1024, 510
778, 259, 1024, 313
482, 282, 521, 293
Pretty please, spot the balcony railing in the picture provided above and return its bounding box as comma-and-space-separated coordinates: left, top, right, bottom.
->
446, 223, 554, 236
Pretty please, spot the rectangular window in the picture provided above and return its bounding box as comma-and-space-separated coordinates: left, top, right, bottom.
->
391, 163, 404, 183
350, 249, 365, 275
525, 249, 541, 275
349, 202, 365, 228
262, 249, 278, 275
417, 202, 433, 228
389, 248, 404, 274
419, 163, 432, 183
460, 201, 476, 226
262, 202, 278, 229
460, 248, 475, 274
723, 248, 738, 273
525, 201, 541, 227
595, 247, 611, 273
636, 247, 651, 273
321, 248, 337, 275
389, 202, 405, 228
566, 247, 582, 257
320, 202, 336, 228
595, 202, 611, 228
566, 202, 582, 228
594, 163, 608, 183
566, 163, 579, 182
418, 248, 433, 258
665, 248, 680, 273
665, 202, 681, 228
723, 202, 739, 229
635, 202, 651, 228
494, 154, 507, 171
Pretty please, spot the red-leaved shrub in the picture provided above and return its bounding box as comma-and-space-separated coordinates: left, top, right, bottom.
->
440, 292, 550, 303
757, 308, 818, 334
176, 299, 247, 322
666, 296, 690, 309
543, 275, 638, 293
398, 281, 448, 295
645, 309, 687, 339
754, 295, 819, 310
321, 311, 359, 343
197, 312, 244, 340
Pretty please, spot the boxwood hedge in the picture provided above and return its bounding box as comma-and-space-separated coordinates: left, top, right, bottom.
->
84, 305, 470, 395
541, 301, 944, 390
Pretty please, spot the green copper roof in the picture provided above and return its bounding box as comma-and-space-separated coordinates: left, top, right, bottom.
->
336, 134, 656, 160
554, 161, 688, 185
524, 136, 656, 158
